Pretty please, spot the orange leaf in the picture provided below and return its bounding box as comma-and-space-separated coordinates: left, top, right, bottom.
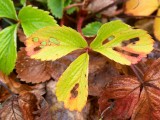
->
154, 8, 160, 41
125, 0, 159, 16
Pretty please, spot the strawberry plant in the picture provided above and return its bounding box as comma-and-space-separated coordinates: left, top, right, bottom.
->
25, 19, 154, 111
0, 0, 160, 119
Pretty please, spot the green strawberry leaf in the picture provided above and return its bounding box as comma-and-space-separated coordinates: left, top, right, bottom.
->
90, 20, 154, 65
18, 5, 57, 37
20, 0, 26, 6
25, 26, 88, 61
0, 0, 18, 20
66, 7, 77, 15
47, 0, 71, 18
56, 53, 89, 111
82, 22, 102, 37
0, 24, 18, 74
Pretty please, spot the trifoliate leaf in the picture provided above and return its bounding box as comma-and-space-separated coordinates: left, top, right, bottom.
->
154, 8, 160, 41
0, 24, 18, 74
56, 53, 89, 111
82, 22, 102, 37
18, 5, 57, 37
90, 20, 154, 65
25, 26, 87, 61
0, 0, 18, 20
124, 0, 159, 16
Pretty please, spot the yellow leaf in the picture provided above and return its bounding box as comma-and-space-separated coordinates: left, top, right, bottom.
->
25, 26, 87, 61
90, 20, 154, 65
125, 0, 159, 16
154, 8, 160, 41
56, 53, 89, 111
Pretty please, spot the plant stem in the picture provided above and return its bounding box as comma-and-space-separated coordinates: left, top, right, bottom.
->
64, 3, 83, 11
77, 16, 84, 36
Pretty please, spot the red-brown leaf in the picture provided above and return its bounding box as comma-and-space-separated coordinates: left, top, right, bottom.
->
99, 77, 140, 120
99, 58, 160, 120
16, 48, 51, 83
16, 48, 80, 83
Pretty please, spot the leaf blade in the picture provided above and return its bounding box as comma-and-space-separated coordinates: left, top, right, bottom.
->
90, 20, 154, 65
18, 5, 57, 37
0, 0, 18, 20
99, 76, 140, 120
26, 26, 87, 61
82, 22, 102, 37
0, 24, 18, 74
90, 20, 131, 48
56, 53, 89, 111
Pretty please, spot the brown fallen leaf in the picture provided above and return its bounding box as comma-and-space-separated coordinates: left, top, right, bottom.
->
86, 0, 117, 16
0, 91, 52, 120
17, 29, 27, 43
0, 71, 31, 94
0, 96, 24, 120
0, 86, 10, 102
45, 80, 89, 120
16, 48, 51, 83
18, 91, 38, 120
98, 77, 140, 120
16, 48, 81, 83
89, 57, 120, 96
135, 18, 154, 34
99, 58, 160, 120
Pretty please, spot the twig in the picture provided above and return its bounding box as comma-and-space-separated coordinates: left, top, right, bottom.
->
64, 3, 83, 11
77, 16, 84, 36
100, 102, 115, 120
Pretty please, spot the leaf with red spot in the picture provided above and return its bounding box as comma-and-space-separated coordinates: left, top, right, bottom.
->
56, 53, 89, 111
99, 58, 160, 119
90, 20, 154, 65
